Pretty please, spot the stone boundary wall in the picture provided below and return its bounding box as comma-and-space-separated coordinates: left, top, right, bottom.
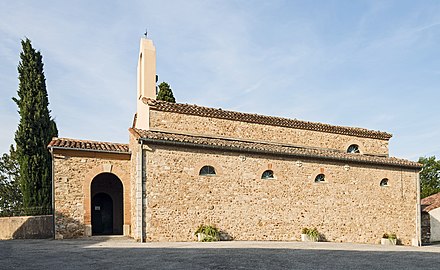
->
144, 145, 418, 245
0, 215, 53, 240
149, 110, 389, 156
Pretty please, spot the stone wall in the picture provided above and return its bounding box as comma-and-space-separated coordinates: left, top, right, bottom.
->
129, 133, 141, 240
0, 215, 53, 240
53, 149, 131, 239
143, 144, 418, 245
421, 211, 430, 243
149, 111, 389, 156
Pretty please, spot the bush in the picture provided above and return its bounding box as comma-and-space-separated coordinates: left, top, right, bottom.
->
302, 227, 320, 241
194, 224, 220, 242
382, 233, 397, 239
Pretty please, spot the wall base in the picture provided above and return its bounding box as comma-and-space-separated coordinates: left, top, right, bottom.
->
123, 224, 130, 236
85, 225, 92, 237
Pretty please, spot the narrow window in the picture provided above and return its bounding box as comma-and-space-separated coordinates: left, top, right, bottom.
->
380, 178, 389, 187
315, 174, 325, 183
347, 144, 360, 154
199, 165, 216, 176
261, 170, 275, 179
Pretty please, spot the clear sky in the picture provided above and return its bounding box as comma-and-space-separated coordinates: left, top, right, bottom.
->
1, 0, 439, 161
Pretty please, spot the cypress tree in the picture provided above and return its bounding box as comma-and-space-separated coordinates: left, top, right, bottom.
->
13, 38, 58, 215
156, 82, 176, 103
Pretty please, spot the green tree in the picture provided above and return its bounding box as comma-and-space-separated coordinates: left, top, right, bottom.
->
418, 156, 440, 198
0, 146, 22, 217
156, 82, 176, 103
13, 38, 58, 215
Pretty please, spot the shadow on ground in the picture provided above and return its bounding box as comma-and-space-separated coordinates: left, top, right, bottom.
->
1, 239, 440, 270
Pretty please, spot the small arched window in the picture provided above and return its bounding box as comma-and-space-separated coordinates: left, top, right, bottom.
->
315, 174, 326, 183
261, 170, 275, 179
199, 165, 216, 176
347, 144, 360, 154
380, 178, 389, 187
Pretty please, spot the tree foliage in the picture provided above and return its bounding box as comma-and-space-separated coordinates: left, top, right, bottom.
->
418, 156, 440, 198
0, 146, 22, 216
13, 38, 58, 215
156, 82, 176, 103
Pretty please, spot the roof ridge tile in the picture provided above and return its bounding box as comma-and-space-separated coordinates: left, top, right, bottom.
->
48, 137, 129, 153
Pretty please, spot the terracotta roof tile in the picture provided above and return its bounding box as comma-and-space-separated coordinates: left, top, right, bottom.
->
130, 128, 420, 169
421, 192, 440, 212
48, 138, 129, 153
143, 98, 393, 140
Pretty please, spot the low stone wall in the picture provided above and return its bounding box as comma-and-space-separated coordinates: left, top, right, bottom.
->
0, 215, 53, 240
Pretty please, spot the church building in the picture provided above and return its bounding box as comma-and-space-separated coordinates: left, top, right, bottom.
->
48, 37, 422, 245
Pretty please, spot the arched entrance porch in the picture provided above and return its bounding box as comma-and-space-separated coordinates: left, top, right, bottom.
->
91, 173, 123, 235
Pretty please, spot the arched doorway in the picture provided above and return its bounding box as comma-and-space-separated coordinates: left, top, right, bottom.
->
91, 173, 123, 235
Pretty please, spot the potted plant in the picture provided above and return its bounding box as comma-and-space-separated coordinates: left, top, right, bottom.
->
194, 224, 220, 242
301, 227, 320, 242
381, 233, 397, 245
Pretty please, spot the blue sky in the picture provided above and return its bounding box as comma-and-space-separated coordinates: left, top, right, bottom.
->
1, 0, 440, 161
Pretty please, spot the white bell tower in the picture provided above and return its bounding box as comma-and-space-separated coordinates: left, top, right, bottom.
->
135, 37, 156, 129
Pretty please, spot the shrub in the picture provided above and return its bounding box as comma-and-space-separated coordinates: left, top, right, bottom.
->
307, 228, 320, 241
382, 233, 397, 240
194, 225, 220, 242
302, 227, 320, 241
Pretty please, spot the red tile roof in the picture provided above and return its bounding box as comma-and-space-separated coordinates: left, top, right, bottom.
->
421, 192, 440, 212
48, 137, 129, 153
143, 98, 393, 140
130, 128, 421, 169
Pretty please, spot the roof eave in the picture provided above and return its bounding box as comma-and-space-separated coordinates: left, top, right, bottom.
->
49, 145, 131, 155
49, 146, 131, 155
138, 137, 420, 170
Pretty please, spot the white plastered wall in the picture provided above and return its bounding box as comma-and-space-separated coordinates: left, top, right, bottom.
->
429, 208, 440, 242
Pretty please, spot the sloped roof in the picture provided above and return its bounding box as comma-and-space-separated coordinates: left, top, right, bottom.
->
143, 98, 393, 140
130, 128, 420, 169
48, 137, 129, 153
421, 192, 440, 212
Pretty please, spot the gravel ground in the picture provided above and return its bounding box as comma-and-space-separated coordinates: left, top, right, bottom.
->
1, 238, 439, 270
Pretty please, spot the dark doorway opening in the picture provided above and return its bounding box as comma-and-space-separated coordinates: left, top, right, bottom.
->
91, 173, 123, 235
92, 193, 113, 234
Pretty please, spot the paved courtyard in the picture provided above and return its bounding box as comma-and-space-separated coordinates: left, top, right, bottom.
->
1, 237, 439, 270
